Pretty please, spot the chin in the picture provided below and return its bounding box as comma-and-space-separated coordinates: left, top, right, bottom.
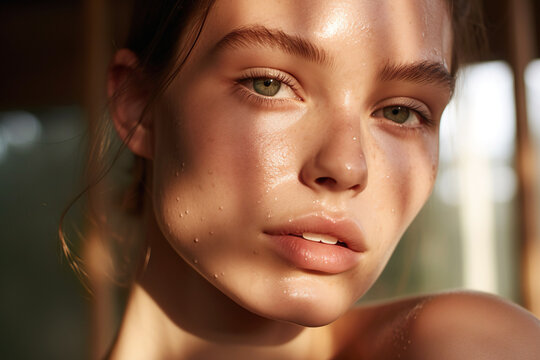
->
229, 280, 357, 327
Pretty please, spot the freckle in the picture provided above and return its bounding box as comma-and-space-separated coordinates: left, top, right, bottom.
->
211, 183, 215, 188
193, 237, 199, 243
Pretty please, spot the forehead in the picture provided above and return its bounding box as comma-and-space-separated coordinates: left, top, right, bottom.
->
199, 0, 453, 71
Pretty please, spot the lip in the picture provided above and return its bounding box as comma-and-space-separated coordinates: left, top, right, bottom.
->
263, 213, 367, 274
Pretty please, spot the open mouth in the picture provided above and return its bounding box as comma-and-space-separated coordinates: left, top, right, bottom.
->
292, 233, 349, 248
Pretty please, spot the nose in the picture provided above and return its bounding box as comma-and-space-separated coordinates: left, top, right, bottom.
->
299, 129, 368, 195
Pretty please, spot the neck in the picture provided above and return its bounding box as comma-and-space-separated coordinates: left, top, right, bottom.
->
109, 212, 333, 359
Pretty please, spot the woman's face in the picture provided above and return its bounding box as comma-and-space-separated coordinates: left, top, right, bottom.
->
151, 0, 453, 326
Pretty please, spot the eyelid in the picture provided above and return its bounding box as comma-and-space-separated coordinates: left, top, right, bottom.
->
236, 67, 304, 102
372, 97, 433, 125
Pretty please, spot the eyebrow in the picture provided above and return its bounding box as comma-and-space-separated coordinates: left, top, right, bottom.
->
378, 61, 455, 93
213, 25, 333, 66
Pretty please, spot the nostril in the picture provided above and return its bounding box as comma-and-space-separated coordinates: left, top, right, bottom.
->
315, 177, 337, 186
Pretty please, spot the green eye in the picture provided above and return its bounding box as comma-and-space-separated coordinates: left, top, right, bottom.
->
383, 106, 411, 124
253, 78, 281, 96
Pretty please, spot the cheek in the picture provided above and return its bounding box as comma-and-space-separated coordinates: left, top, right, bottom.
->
362, 126, 439, 240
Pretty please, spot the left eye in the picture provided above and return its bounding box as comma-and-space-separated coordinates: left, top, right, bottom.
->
382, 106, 418, 124
253, 78, 281, 96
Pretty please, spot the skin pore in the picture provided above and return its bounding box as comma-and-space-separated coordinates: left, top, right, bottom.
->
107, 0, 540, 359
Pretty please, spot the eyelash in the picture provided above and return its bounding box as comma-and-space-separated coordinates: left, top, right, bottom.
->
375, 99, 434, 127
235, 69, 302, 107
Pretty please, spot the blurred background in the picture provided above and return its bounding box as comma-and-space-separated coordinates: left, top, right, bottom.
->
1, 0, 540, 358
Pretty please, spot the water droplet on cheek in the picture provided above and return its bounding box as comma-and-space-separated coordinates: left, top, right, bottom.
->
193, 237, 199, 243
194, 259, 199, 264
185, 210, 189, 215
213, 273, 218, 279
218, 205, 223, 211
176, 197, 180, 202
209, 231, 214, 236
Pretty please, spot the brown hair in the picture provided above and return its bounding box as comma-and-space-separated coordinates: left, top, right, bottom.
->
60, 0, 486, 289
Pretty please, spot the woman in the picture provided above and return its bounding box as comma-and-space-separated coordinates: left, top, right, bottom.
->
80, 0, 540, 358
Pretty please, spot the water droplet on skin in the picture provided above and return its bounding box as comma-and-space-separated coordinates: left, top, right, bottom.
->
208, 170, 213, 175
179, 213, 183, 218
185, 210, 189, 215
213, 274, 218, 279
391, 208, 396, 213
304, 257, 308, 261
193, 238, 199, 243
181, 162, 185, 168
385, 175, 390, 179
346, 164, 352, 171
209, 231, 214, 235
218, 206, 223, 211
176, 197, 180, 201
256, 200, 261, 204
220, 272, 224, 276
267, 213, 272, 219
288, 218, 293, 223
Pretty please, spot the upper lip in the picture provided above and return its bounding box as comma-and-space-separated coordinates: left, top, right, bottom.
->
264, 213, 367, 252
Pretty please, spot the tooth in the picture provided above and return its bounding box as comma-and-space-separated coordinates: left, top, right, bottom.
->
302, 233, 338, 245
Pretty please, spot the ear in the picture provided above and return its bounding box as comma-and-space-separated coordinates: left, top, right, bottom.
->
108, 49, 154, 159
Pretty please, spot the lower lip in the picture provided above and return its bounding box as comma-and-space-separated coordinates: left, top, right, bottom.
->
265, 234, 362, 274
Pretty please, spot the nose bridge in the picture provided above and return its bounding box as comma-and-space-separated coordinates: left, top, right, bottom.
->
300, 108, 368, 194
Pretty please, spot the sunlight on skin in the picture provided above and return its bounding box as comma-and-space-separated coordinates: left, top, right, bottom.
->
108, 0, 464, 358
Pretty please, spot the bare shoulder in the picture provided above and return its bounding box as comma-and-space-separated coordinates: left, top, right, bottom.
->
402, 291, 540, 360
331, 292, 540, 360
